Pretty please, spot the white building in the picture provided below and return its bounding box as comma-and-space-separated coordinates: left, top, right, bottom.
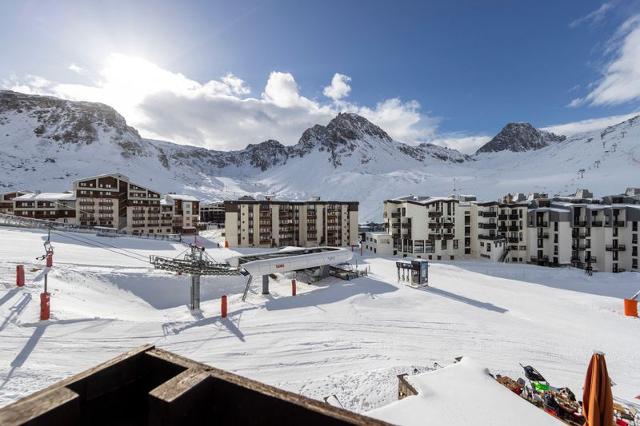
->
377, 189, 640, 273
363, 231, 394, 256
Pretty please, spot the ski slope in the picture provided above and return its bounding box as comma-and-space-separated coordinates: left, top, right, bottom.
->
0, 227, 639, 421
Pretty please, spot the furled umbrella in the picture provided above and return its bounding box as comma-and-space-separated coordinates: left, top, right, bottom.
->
582, 351, 614, 426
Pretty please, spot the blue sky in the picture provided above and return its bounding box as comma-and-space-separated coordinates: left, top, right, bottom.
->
1, 0, 640, 152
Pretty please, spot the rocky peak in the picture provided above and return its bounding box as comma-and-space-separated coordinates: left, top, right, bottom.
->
476, 122, 566, 154
0, 90, 146, 157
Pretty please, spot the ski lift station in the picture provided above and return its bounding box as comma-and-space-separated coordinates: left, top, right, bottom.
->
396, 259, 429, 286
151, 246, 353, 309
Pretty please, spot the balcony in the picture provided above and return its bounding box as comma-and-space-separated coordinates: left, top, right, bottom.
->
508, 214, 519, 220
478, 234, 500, 240
536, 222, 548, 227
498, 214, 508, 221
498, 226, 508, 232
508, 237, 519, 243
591, 221, 603, 227
606, 244, 626, 251
572, 230, 586, 238
442, 222, 455, 229
478, 223, 497, 229
391, 212, 401, 218
613, 220, 625, 227
479, 211, 497, 218
537, 232, 549, 239
572, 244, 586, 251
508, 225, 519, 231
442, 234, 454, 240
574, 220, 586, 227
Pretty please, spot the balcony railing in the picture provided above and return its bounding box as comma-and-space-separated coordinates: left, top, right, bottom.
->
479, 211, 497, 218
591, 221, 603, 227
478, 223, 497, 229
508, 225, 519, 231
508, 214, 519, 220
605, 244, 626, 251
572, 244, 586, 251
574, 220, 586, 227
428, 211, 442, 218
613, 221, 625, 227
536, 222, 548, 227
498, 214, 508, 221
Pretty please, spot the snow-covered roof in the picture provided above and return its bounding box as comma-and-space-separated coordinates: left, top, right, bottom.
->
390, 195, 457, 204
368, 358, 561, 426
165, 194, 199, 202
13, 192, 75, 202
73, 173, 130, 182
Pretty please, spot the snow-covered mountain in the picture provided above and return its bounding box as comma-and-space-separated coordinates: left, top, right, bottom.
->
476, 122, 566, 153
1, 90, 639, 222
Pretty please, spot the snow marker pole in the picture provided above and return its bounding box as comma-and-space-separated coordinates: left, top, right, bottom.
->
40, 292, 50, 321
291, 279, 296, 296
16, 265, 24, 287
221, 295, 227, 318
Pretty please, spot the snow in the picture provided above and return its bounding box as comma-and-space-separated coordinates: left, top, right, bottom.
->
3, 92, 640, 222
12, 192, 75, 201
368, 357, 562, 425
0, 227, 639, 423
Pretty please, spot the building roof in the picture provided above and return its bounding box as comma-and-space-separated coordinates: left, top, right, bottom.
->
368, 358, 560, 426
73, 173, 130, 183
13, 192, 76, 202
387, 195, 458, 205
165, 194, 199, 202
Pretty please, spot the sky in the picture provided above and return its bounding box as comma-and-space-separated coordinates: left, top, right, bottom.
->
1, 0, 640, 153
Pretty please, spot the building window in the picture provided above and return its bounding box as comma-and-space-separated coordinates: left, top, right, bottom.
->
554, 222, 558, 232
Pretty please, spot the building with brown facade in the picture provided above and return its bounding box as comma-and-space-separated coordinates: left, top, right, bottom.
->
162, 194, 200, 234
73, 174, 164, 235
0, 191, 30, 214
12, 192, 77, 224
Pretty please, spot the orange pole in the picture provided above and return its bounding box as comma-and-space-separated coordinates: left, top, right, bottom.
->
624, 299, 638, 317
46, 253, 53, 268
291, 279, 297, 296
40, 292, 50, 321
221, 295, 227, 318
16, 265, 24, 287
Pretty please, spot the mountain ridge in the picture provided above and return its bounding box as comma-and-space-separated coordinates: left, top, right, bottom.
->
2, 90, 639, 222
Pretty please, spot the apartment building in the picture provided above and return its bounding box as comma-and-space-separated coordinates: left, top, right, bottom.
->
162, 194, 200, 234
224, 198, 358, 248
382, 195, 470, 260
0, 191, 29, 214
12, 192, 77, 224
200, 202, 225, 225
74, 174, 164, 235
373, 188, 639, 273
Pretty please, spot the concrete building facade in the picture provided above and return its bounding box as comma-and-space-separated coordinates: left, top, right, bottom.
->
373, 189, 640, 273
224, 198, 358, 248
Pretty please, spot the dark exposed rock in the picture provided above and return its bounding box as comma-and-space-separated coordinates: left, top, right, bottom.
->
476, 122, 566, 154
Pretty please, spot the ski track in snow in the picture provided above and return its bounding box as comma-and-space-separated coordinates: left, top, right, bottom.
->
0, 227, 639, 415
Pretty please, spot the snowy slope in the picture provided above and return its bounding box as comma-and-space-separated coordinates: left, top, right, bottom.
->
0, 227, 639, 416
1, 90, 640, 222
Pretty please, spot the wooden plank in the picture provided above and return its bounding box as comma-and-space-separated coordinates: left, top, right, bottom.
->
0, 387, 79, 426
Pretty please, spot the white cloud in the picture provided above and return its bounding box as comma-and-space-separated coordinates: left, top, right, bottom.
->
570, 1, 615, 28
2, 54, 439, 150
542, 111, 639, 135
571, 15, 640, 107
429, 134, 491, 154
68, 63, 85, 74
323, 73, 352, 101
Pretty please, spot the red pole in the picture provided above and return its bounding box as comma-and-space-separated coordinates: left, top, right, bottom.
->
221, 295, 227, 318
40, 292, 50, 320
46, 253, 53, 268
291, 279, 296, 296
16, 265, 25, 287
